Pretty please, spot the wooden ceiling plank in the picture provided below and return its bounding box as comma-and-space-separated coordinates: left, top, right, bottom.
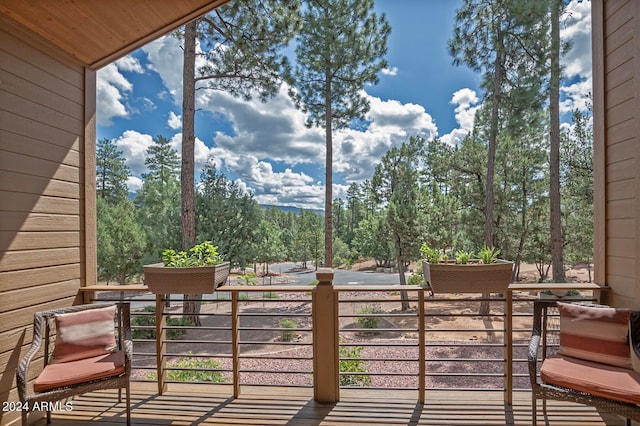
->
0, 0, 232, 69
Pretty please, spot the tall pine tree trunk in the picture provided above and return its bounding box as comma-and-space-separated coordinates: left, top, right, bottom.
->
181, 20, 202, 326
324, 74, 333, 268
550, 0, 565, 282
480, 26, 504, 316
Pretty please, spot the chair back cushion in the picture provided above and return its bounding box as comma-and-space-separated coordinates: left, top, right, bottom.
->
558, 302, 631, 368
53, 305, 117, 363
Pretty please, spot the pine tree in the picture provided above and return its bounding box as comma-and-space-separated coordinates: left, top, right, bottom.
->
196, 163, 261, 269
286, 0, 390, 267
179, 0, 300, 251
96, 138, 130, 204
372, 136, 424, 311
549, 0, 564, 281
449, 0, 548, 247
135, 135, 182, 263
178, 1, 300, 322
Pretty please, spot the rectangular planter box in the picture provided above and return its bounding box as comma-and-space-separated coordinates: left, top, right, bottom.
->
422, 259, 513, 293
143, 261, 230, 294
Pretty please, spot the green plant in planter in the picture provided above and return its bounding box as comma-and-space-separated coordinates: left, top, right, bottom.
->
420, 243, 442, 263
455, 249, 474, 264
161, 241, 224, 267
478, 244, 501, 264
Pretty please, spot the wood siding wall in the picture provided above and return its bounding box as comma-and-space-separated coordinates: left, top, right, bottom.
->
593, 0, 639, 308
0, 15, 95, 425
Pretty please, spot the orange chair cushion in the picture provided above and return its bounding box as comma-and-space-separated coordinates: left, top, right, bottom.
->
541, 354, 640, 405
34, 351, 125, 393
53, 305, 117, 363
558, 302, 631, 368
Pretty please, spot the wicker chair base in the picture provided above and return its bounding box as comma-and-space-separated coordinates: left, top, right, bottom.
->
17, 303, 132, 426
532, 382, 640, 424
529, 300, 640, 425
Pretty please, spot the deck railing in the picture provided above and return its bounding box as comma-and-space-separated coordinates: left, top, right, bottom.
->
82, 270, 604, 405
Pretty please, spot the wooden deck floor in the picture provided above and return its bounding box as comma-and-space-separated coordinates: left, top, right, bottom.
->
30, 382, 627, 426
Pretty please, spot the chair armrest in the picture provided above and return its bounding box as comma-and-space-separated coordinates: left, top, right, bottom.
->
16, 313, 47, 402
528, 333, 541, 362
118, 303, 133, 369
528, 328, 542, 387
528, 300, 557, 387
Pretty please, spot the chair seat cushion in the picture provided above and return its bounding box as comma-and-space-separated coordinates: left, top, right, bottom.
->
34, 351, 125, 393
541, 354, 640, 405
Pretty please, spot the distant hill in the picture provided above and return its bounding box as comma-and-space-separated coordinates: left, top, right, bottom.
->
126, 194, 322, 216
260, 204, 324, 215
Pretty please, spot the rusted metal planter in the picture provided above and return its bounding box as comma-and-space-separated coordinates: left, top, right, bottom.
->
422, 259, 513, 293
143, 261, 230, 294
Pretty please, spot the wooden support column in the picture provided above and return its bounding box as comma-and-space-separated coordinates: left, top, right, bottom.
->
312, 268, 339, 403
155, 293, 167, 395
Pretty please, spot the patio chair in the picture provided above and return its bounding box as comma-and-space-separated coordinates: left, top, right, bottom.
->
529, 299, 640, 425
16, 302, 131, 426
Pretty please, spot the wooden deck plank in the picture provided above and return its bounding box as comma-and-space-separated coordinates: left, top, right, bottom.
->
26, 384, 626, 426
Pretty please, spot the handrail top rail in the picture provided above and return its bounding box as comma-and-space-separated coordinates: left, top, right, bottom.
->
79, 284, 148, 292
334, 285, 423, 292
508, 282, 609, 292
79, 284, 430, 293
219, 285, 311, 292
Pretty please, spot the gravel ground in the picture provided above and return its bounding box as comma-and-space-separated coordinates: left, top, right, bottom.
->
128, 289, 534, 390
132, 339, 531, 390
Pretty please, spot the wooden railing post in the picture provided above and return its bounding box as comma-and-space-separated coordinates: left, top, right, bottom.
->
312, 268, 339, 403
418, 288, 425, 404
231, 291, 240, 398
505, 290, 512, 405
155, 294, 167, 395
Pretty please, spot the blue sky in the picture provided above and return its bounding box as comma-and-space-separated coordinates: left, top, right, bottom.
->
96, 0, 592, 211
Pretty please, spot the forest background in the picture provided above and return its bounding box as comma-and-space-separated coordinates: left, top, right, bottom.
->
96, 0, 594, 288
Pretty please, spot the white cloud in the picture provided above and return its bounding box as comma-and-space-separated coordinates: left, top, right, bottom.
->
561, 76, 593, 114
168, 133, 211, 175
561, 0, 592, 80
202, 145, 327, 209
451, 88, 479, 131
440, 88, 480, 146
142, 36, 185, 103
331, 93, 438, 180
96, 63, 132, 126
127, 176, 143, 192
114, 130, 154, 176
382, 67, 398, 76
559, 0, 592, 114
115, 56, 144, 74
203, 85, 326, 166
168, 111, 182, 129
